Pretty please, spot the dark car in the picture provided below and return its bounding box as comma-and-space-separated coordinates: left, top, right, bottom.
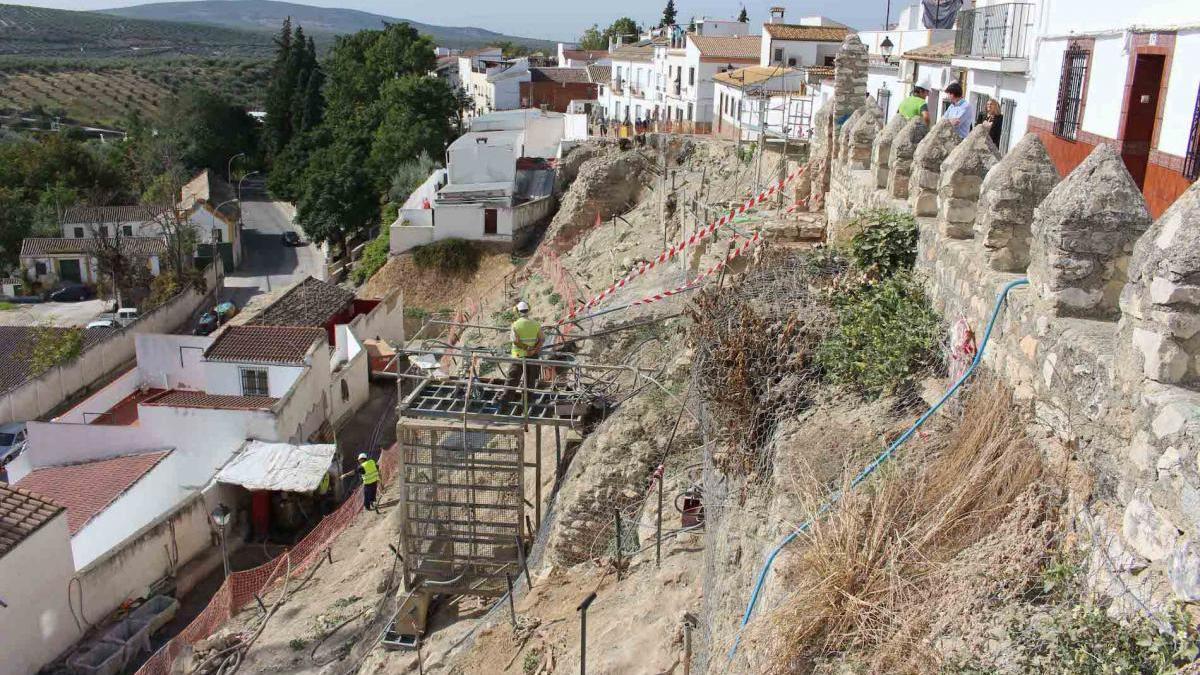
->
193, 301, 238, 336
281, 231, 302, 246
47, 284, 95, 302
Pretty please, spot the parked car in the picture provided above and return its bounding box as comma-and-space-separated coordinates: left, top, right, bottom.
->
194, 301, 239, 336
46, 284, 95, 302
116, 307, 139, 324
0, 422, 27, 467
86, 318, 118, 330
281, 231, 302, 246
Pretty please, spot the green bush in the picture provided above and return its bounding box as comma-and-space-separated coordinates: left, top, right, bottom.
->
816, 271, 941, 398
352, 230, 390, 285
411, 238, 481, 276
847, 208, 919, 279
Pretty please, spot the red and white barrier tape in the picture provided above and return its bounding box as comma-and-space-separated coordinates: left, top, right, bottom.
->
628, 230, 765, 309
565, 164, 807, 319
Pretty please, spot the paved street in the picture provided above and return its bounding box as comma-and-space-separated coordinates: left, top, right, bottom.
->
222, 186, 327, 312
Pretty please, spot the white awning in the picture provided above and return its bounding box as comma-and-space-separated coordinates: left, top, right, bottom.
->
217, 441, 337, 492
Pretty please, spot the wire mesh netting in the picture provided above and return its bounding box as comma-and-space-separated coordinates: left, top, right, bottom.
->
399, 421, 524, 597
688, 248, 845, 496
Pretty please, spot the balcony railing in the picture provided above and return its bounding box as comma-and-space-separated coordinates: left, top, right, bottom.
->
954, 2, 1034, 59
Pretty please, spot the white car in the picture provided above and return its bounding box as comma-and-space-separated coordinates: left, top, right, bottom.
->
0, 422, 27, 467
87, 318, 118, 330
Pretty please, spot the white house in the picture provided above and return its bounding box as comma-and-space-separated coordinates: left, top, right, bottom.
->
598, 38, 661, 125
659, 33, 761, 131
178, 170, 244, 269
19, 235, 167, 286
557, 43, 608, 68
1, 281, 404, 670
0, 485, 77, 675
1014, 0, 1199, 217
759, 10, 851, 69
459, 48, 531, 119
391, 110, 562, 254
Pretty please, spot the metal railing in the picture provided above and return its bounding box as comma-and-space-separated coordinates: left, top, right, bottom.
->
954, 2, 1034, 60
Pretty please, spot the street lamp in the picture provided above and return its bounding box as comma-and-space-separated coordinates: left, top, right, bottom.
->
880, 36, 895, 64
237, 171, 260, 224
226, 152, 245, 183
210, 503, 232, 579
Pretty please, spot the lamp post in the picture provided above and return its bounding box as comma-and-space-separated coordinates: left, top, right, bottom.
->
226, 152, 245, 184
237, 171, 260, 225
880, 36, 895, 64
210, 503, 232, 578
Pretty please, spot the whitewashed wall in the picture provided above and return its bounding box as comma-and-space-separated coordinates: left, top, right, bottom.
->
202, 361, 306, 398
71, 450, 180, 567
0, 512, 77, 675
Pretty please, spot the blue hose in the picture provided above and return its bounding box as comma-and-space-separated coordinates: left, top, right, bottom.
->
727, 277, 1029, 660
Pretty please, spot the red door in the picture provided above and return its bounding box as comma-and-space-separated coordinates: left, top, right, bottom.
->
1121, 54, 1165, 189
484, 208, 498, 235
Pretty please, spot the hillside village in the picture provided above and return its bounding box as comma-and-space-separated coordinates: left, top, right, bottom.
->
1, 0, 1200, 674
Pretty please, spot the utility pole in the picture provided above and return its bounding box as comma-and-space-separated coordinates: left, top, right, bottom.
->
754, 94, 766, 195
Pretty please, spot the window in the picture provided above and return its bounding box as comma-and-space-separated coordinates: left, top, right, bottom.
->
999, 97, 1017, 155
213, 228, 223, 243
97, 225, 108, 238
687, 102, 693, 120
240, 367, 269, 397
34, 262, 46, 276
122, 225, 133, 237
1185, 84, 1200, 181
773, 48, 784, 64
824, 56, 835, 67
340, 379, 350, 402
688, 67, 695, 86
1053, 44, 1089, 141
73, 227, 84, 238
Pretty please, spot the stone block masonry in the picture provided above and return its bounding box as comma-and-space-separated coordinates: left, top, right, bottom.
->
871, 114, 906, 189
908, 118, 961, 217
1027, 144, 1152, 320
821, 110, 1200, 618
887, 117, 927, 200
975, 134, 1060, 272
936, 123, 999, 239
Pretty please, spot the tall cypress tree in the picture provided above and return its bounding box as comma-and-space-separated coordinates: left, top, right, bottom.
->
659, 0, 677, 27
738, 6, 749, 22
264, 17, 294, 159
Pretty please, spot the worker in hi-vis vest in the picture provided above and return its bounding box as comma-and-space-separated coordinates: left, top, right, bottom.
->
897, 81, 931, 125
342, 452, 380, 511
504, 301, 544, 403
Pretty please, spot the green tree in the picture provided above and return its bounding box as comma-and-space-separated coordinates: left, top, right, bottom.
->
605, 17, 641, 45
0, 187, 33, 268
263, 17, 294, 158
294, 137, 376, 248
577, 24, 606, 51
493, 40, 533, 58
738, 6, 749, 22
369, 76, 456, 179
659, 0, 678, 27
160, 87, 259, 175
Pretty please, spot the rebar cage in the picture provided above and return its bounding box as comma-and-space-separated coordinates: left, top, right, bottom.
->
398, 419, 525, 597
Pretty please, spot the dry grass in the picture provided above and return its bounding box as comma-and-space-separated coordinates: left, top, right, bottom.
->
748, 378, 1058, 673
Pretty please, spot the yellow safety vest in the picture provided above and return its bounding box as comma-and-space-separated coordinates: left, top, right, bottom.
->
511, 318, 541, 358
360, 459, 380, 485
318, 472, 331, 495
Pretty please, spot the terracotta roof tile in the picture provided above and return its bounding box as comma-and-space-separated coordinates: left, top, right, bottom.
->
61, 204, 170, 225
0, 484, 65, 556
713, 65, 803, 88
903, 40, 955, 63
247, 276, 355, 329
762, 24, 852, 42
0, 326, 114, 395
688, 34, 761, 59
561, 49, 606, 61
586, 64, 612, 83
14, 451, 169, 535
204, 325, 325, 365
530, 67, 591, 84
142, 390, 278, 411
20, 237, 168, 257
610, 41, 655, 62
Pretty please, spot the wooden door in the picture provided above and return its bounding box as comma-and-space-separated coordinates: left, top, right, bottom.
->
1121, 54, 1165, 189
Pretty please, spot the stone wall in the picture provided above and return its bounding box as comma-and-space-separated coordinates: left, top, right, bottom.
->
821, 107, 1200, 617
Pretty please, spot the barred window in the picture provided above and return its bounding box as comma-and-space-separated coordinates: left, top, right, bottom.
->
240, 367, 269, 397
1185, 84, 1200, 181
1053, 45, 1089, 140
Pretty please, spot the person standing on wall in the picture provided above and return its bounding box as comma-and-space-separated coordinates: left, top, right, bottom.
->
897, 82, 931, 125
342, 452, 381, 511
977, 98, 1004, 148
942, 82, 975, 139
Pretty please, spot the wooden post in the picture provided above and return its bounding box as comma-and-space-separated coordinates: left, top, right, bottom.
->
516, 535, 532, 589
505, 573, 517, 627
614, 508, 624, 581
535, 425, 542, 529
683, 618, 693, 675
656, 472, 664, 568
554, 426, 562, 480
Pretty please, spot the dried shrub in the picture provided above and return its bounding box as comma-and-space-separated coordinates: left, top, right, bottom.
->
751, 379, 1055, 672
411, 238, 481, 276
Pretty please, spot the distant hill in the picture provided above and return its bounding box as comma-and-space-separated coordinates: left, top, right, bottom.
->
0, 3, 275, 58
100, 0, 556, 50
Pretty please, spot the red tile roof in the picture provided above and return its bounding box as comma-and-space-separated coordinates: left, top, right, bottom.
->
530, 67, 591, 84
689, 34, 761, 59
204, 325, 325, 365
14, 451, 169, 535
61, 204, 170, 225
142, 390, 278, 411
561, 49, 607, 62
0, 484, 65, 557
762, 24, 852, 42
903, 41, 955, 64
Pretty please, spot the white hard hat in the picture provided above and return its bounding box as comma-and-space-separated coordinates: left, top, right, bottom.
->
358, 453, 368, 461
914, 78, 933, 92
516, 301, 530, 313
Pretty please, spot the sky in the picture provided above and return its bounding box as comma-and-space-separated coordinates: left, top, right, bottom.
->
17, 0, 889, 41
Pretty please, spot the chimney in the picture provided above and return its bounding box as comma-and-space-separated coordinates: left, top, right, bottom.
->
769, 6, 785, 23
